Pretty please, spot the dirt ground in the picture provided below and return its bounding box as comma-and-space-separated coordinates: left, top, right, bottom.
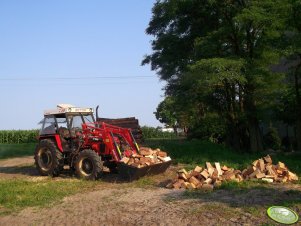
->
0, 156, 300, 226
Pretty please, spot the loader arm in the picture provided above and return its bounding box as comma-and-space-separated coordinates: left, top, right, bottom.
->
81, 122, 140, 162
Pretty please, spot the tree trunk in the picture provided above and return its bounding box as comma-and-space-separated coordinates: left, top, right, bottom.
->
226, 125, 241, 151
294, 60, 301, 151
248, 117, 263, 152
296, 118, 301, 151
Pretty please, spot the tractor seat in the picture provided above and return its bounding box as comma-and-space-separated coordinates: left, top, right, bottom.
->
58, 127, 70, 139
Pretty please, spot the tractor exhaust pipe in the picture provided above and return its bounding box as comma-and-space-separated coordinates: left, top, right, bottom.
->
96, 105, 99, 120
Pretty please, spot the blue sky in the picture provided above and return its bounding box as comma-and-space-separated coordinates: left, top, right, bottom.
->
0, 0, 166, 129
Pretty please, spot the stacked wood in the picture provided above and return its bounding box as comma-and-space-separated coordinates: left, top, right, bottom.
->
242, 155, 299, 183
167, 155, 299, 190
166, 162, 242, 190
121, 147, 171, 168
97, 117, 143, 143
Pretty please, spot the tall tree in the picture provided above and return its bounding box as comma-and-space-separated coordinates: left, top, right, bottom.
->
279, 0, 301, 150
144, 0, 288, 152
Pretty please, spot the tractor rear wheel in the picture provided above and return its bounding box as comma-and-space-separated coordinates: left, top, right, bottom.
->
34, 139, 64, 176
75, 149, 103, 180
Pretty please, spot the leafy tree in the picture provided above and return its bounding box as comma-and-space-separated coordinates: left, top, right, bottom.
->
144, 0, 288, 152
278, 0, 301, 151
155, 97, 177, 129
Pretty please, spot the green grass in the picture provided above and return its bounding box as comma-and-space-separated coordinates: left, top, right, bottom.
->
143, 139, 301, 175
0, 179, 97, 215
0, 143, 36, 159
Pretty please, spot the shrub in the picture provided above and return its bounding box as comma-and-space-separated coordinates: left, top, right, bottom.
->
263, 126, 281, 150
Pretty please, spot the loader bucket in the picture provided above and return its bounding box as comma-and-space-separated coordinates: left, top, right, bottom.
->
118, 161, 172, 181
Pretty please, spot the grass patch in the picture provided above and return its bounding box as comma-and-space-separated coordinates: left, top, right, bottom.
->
218, 180, 269, 191
131, 176, 156, 188
0, 143, 36, 159
181, 188, 214, 199
0, 178, 97, 215
143, 139, 301, 176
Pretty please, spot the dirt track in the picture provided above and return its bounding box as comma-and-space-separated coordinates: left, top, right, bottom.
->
0, 156, 301, 226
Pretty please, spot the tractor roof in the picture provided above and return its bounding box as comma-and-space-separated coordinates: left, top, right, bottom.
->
44, 104, 93, 116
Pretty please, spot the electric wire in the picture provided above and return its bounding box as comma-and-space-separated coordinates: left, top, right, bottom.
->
0, 75, 154, 81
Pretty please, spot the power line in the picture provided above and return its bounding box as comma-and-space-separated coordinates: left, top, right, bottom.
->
0, 75, 155, 81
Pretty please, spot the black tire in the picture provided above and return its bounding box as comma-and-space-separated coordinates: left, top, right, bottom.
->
34, 139, 64, 176
75, 149, 103, 180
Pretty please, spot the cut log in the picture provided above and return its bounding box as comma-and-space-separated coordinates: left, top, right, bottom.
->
139, 148, 152, 156
236, 174, 244, 182
288, 171, 299, 181
222, 172, 236, 181
255, 172, 266, 179
196, 183, 203, 189
178, 172, 188, 181
204, 178, 213, 184
248, 169, 261, 179
157, 151, 167, 158
189, 176, 201, 186
277, 162, 286, 170
215, 162, 222, 176
262, 178, 273, 183
194, 165, 203, 173
178, 169, 188, 175
121, 157, 130, 164
190, 171, 200, 177
213, 180, 222, 188
266, 165, 277, 176
263, 155, 272, 164
206, 162, 215, 176
221, 165, 229, 171
211, 169, 219, 180
258, 159, 265, 172
200, 169, 210, 179
252, 160, 259, 167
183, 182, 190, 189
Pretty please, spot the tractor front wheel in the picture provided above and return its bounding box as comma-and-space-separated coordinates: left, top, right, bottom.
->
34, 139, 63, 176
75, 149, 103, 180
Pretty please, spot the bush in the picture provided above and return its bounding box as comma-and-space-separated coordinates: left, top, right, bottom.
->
187, 114, 226, 143
141, 126, 177, 139
263, 127, 281, 150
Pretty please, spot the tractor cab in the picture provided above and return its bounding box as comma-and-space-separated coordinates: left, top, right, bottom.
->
39, 104, 95, 151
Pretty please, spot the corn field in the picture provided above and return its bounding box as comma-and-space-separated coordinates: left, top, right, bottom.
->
0, 130, 39, 144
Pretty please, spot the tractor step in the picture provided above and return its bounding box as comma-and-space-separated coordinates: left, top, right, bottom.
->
117, 161, 172, 181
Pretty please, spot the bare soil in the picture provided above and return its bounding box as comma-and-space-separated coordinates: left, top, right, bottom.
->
0, 156, 300, 226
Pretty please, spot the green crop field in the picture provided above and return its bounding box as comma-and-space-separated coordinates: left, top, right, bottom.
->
0, 130, 38, 144
0, 143, 36, 159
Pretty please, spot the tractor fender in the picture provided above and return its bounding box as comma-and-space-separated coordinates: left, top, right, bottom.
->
39, 135, 63, 152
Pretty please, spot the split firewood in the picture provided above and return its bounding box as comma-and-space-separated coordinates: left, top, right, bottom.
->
206, 162, 215, 176
122, 146, 171, 168
215, 162, 223, 176
200, 169, 210, 179
168, 155, 298, 191
189, 176, 201, 186
263, 155, 272, 164
194, 165, 203, 173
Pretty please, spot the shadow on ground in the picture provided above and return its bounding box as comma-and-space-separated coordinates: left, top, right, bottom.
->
0, 165, 38, 177
166, 185, 301, 208
0, 164, 154, 183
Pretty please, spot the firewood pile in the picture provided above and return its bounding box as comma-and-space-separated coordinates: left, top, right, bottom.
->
167, 155, 299, 190
121, 147, 171, 168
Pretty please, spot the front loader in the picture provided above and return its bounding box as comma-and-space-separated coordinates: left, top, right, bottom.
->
34, 104, 171, 180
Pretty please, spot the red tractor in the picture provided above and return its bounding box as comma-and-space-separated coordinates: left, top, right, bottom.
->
34, 104, 170, 180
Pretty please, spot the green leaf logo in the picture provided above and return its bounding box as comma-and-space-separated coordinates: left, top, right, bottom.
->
267, 206, 299, 224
